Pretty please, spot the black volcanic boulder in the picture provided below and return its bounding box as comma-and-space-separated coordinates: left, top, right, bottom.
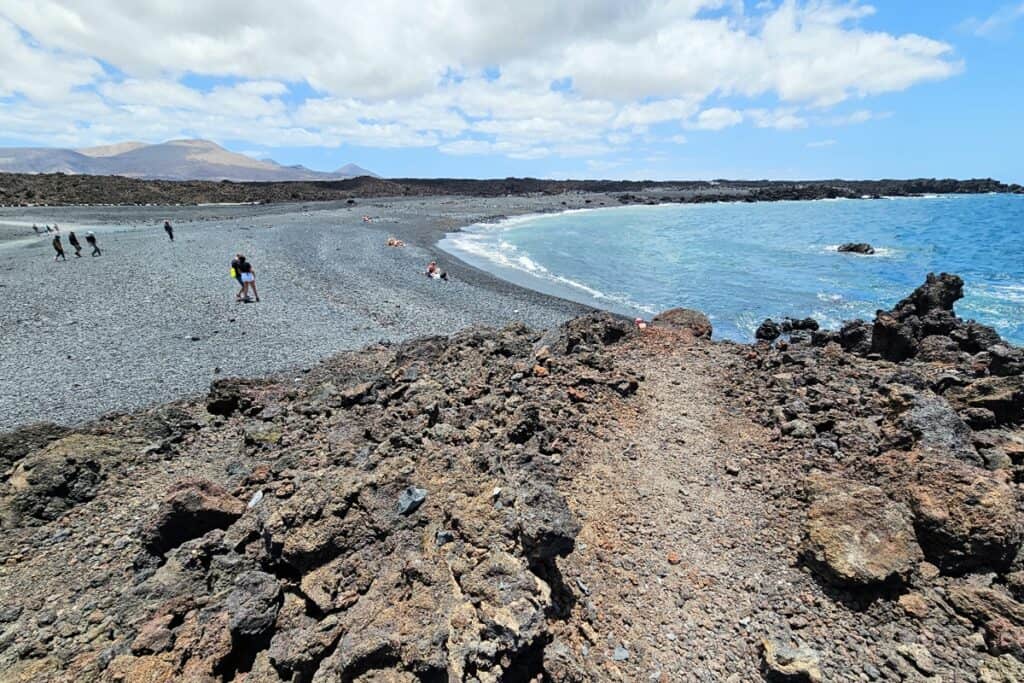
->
868, 273, 1005, 361
837, 320, 873, 354
895, 272, 963, 316
541, 312, 634, 355
755, 319, 782, 341
838, 242, 875, 255
651, 308, 713, 339
782, 317, 819, 332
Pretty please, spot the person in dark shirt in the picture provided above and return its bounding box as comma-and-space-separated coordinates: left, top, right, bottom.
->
52, 235, 66, 261
238, 258, 260, 302
85, 232, 101, 256
67, 231, 82, 258
164, 220, 174, 241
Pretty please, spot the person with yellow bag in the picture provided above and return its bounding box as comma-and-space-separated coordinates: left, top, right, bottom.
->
230, 253, 245, 301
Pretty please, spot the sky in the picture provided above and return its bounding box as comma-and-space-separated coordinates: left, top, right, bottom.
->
0, 1, 1021, 182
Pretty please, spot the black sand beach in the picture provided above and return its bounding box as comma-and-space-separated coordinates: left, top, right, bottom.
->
0, 195, 605, 430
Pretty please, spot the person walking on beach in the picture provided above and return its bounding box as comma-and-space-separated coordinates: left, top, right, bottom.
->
238, 257, 259, 302
230, 254, 245, 301
85, 231, 101, 256
67, 231, 82, 258
52, 235, 66, 261
164, 220, 174, 241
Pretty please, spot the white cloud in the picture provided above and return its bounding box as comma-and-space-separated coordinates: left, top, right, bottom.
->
826, 109, 892, 126
961, 3, 1024, 38
0, 2, 962, 159
806, 139, 837, 148
688, 108, 744, 131
747, 107, 807, 130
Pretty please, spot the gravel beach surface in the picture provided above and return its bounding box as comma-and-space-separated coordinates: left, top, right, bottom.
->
0, 195, 603, 430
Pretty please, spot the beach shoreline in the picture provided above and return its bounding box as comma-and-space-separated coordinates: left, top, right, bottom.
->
0, 194, 610, 431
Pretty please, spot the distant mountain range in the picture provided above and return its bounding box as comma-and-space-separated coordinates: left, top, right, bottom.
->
0, 139, 378, 182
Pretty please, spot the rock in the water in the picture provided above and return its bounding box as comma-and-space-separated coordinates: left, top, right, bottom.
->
761, 638, 822, 682
650, 308, 713, 339
756, 319, 782, 341
803, 477, 922, 586
837, 242, 875, 255
141, 479, 244, 556
396, 486, 427, 515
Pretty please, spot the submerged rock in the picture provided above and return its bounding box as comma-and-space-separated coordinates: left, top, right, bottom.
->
837, 242, 875, 255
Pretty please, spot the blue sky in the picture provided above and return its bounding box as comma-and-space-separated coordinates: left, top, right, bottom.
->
0, 1, 1022, 182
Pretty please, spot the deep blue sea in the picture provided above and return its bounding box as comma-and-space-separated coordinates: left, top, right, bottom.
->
440, 194, 1024, 344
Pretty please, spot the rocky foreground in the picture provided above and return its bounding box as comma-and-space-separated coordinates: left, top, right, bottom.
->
1, 274, 1024, 681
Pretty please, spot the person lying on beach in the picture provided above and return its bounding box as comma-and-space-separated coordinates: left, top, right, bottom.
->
386, 237, 405, 247
164, 220, 174, 241
52, 235, 66, 261
68, 231, 82, 258
85, 232, 101, 256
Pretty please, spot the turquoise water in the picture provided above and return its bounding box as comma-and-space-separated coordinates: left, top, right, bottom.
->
440, 194, 1024, 344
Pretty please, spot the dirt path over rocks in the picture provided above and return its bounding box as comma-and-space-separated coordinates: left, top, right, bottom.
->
551, 329, 1009, 681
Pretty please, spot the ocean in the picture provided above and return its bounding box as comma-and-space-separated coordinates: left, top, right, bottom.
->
439, 194, 1024, 344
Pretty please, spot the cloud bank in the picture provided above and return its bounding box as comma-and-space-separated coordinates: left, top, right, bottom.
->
0, 1, 962, 160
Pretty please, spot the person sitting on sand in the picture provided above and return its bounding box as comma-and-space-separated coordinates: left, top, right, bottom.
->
238, 257, 260, 302
426, 261, 437, 277
85, 231, 101, 256
52, 235, 66, 261
164, 220, 174, 241
68, 231, 82, 258
386, 237, 405, 247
